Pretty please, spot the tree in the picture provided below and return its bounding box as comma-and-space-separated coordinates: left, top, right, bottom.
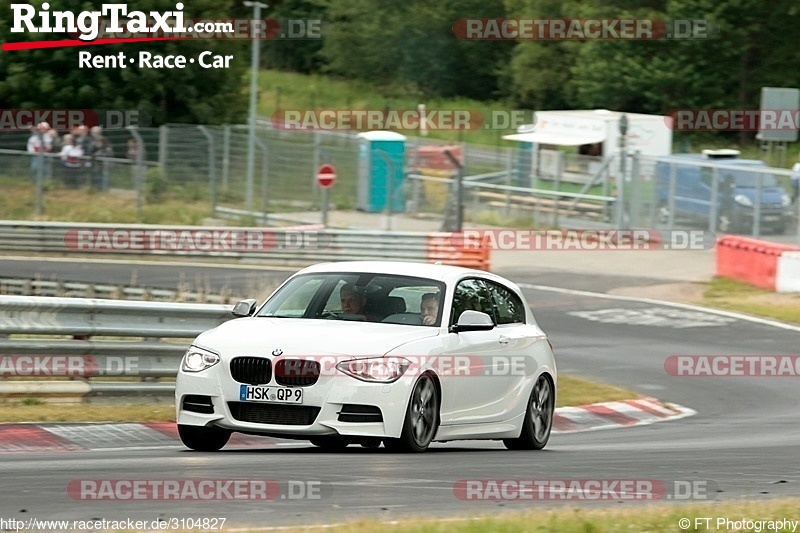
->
0, 0, 248, 125
319, 0, 512, 99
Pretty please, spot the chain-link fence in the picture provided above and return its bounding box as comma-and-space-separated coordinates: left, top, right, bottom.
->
1, 125, 798, 241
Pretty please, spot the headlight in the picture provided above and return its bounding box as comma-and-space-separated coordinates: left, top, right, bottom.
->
336, 356, 410, 383
181, 346, 220, 372
734, 194, 753, 207
781, 194, 791, 207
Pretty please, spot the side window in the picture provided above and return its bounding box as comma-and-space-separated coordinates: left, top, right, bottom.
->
486, 281, 525, 325
700, 167, 712, 188
450, 279, 494, 325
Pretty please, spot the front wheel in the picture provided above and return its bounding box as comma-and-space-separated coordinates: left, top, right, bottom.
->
503, 374, 554, 451
384, 374, 439, 453
178, 424, 231, 451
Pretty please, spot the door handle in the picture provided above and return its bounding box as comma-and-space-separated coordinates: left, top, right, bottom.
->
498, 335, 510, 345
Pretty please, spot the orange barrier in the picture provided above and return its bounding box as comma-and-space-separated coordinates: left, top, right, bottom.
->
411, 145, 463, 170
426, 232, 491, 270
716, 236, 800, 290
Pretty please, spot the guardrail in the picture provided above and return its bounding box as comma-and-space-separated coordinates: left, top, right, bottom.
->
0, 295, 231, 399
0, 221, 490, 269
0, 277, 238, 303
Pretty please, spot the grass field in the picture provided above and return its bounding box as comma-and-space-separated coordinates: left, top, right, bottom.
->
700, 277, 800, 325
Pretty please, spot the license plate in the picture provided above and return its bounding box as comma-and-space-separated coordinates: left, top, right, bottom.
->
239, 384, 303, 404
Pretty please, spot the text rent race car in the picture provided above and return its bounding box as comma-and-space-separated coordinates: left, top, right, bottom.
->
175, 261, 556, 452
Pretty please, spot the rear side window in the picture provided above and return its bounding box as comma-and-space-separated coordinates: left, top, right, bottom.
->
486, 281, 525, 325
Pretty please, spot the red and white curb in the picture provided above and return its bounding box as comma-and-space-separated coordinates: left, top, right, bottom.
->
553, 397, 695, 433
0, 398, 694, 453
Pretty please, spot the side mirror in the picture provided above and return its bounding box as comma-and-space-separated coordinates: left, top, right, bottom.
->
449, 310, 494, 333
231, 299, 258, 318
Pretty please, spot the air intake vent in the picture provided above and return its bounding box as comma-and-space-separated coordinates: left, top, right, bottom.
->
228, 402, 320, 426
274, 359, 321, 387
182, 395, 214, 414
230, 357, 272, 385
337, 404, 383, 423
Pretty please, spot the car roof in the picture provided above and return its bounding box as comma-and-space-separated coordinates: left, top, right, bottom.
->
295, 261, 510, 287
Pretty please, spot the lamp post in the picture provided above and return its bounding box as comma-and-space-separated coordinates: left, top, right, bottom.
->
244, 1, 268, 212
617, 114, 628, 229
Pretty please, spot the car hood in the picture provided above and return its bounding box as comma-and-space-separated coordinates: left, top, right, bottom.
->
734, 186, 787, 201
193, 317, 439, 357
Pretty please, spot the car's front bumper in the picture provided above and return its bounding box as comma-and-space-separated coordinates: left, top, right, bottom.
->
175, 364, 413, 440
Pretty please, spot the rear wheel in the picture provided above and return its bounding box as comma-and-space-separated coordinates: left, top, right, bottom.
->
503, 375, 554, 451
384, 374, 439, 453
178, 424, 231, 451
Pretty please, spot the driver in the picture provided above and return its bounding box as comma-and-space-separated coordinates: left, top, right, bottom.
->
340, 284, 367, 316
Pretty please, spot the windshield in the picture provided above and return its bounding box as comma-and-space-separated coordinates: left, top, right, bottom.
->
257, 272, 446, 327
720, 168, 780, 188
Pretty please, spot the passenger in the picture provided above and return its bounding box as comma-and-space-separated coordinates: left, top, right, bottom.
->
420, 292, 440, 325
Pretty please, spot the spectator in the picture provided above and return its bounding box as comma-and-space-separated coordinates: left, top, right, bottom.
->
791, 161, 800, 205
26, 121, 51, 180
127, 137, 143, 160
420, 292, 440, 326
44, 128, 61, 179
59, 134, 84, 188
87, 126, 113, 190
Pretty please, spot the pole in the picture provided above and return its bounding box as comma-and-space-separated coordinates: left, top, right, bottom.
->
127, 127, 144, 221
321, 187, 330, 227
244, 1, 268, 211
617, 114, 628, 229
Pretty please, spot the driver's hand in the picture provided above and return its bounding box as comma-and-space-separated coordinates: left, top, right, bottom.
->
422, 315, 435, 325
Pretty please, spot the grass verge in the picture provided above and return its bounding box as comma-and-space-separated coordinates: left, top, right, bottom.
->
236, 499, 799, 532
0, 374, 640, 423
699, 277, 800, 325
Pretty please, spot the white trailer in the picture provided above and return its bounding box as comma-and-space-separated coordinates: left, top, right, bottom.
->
503, 109, 673, 186
504, 109, 673, 159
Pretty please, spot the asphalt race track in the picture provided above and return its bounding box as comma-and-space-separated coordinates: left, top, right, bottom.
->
1, 258, 799, 527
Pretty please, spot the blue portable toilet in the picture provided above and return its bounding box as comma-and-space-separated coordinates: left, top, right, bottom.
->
357, 131, 406, 212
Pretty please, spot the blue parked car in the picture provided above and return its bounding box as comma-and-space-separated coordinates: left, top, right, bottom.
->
655, 150, 792, 234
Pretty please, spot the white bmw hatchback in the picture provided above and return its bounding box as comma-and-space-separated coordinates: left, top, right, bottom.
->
175, 261, 556, 453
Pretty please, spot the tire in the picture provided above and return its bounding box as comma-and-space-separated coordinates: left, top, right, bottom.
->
503, 374, 554, 451
384, 373, 439, 453
178, 424, 231, 451
309, 436, 350, 450
717, 211, 732, 233
657, 202, 670, 225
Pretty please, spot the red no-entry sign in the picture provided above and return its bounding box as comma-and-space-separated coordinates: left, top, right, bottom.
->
316, 164, 336, 188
